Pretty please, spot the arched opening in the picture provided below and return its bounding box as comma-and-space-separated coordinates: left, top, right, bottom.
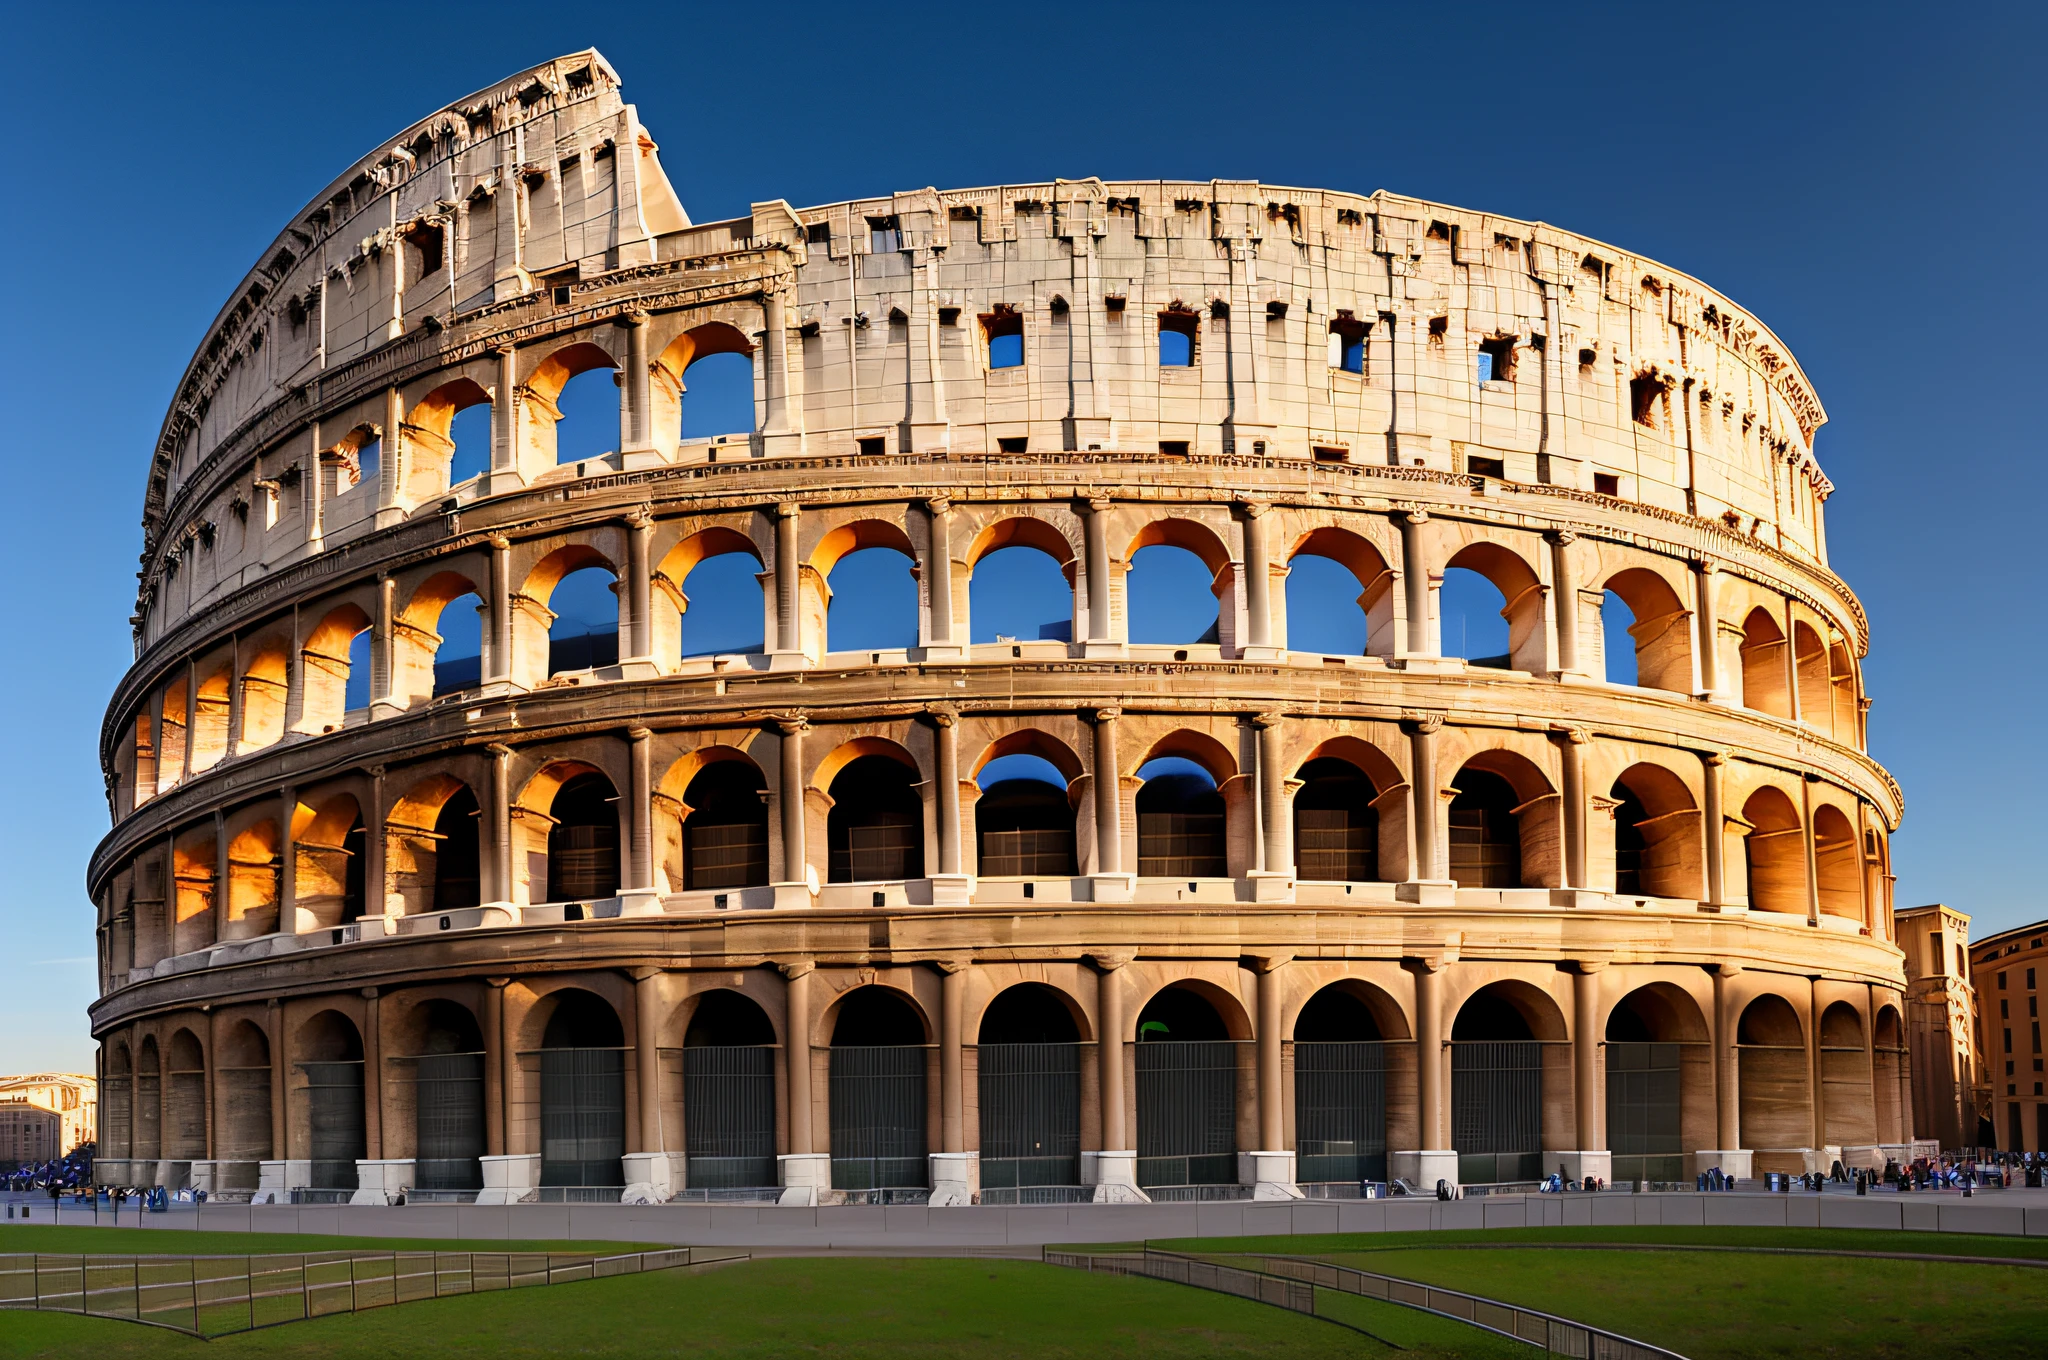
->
680, 553, 766, 657
682, 761, 769, 890
679, 352, 755, 440
1820, 1002, 1876, 1147
539, 990, 626, 1197
1607, 764, 1702, 899
134, 1037, 162, 1162
977, 984, 1083, 1200
1157, 309, 1197, 367
448, 401, 493, 485
1449, 768, 1521, 888
1739, 608, 1791, 718
412, 1000, 486, 1196
300, 1010, 366, 1195
829, 988, 930, 1193
827, 753, 924, 883
982, 307, 1024, 370
292, 794, 367, 931
1136, 758, 1225, 878
299, 604, 371, 734
1605, 986, 1705, 1184
103, 1043, 134, 1162
409, 378, 494, 493
552, 364, 621, 465
238, 638, 290, 752
1451, 985, 1544, 1185
1602, 592, 1638, 685
164, 1029, 206, 1162
224, 820, 282, 941
548, 566, 620, 674
1741, 787, 1806, 914
1293, 986, 1387, 1185
548, 772, 620, 902
970, 545, 1074, 645
683, 991, 778, 1193
1813, 806, 1861, 920
1135, 985, 1237, 1193
1600, 568, 1691, 693
1127, 544, 1219, 644
1874, 1007, 1906, 1141
1737, 994, 1810, 1174
1285, 554, 1368, 655
1294, 757, 1380, 883
432, 593, 484, 695
975, 754, 1076, 878
1440, 568, 1509, 667
1793, 622, 1832, 734
826, 547, 920, 652
343, 627, 373, 711
216, 1020, 271, 1187
432, 787, 482, 911
190, 665, 232, 772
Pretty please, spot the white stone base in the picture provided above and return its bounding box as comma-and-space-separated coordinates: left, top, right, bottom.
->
926, 874, 974, 907
1546, 1151, 1612, 1183
1695, 1149, 1754, 1180
189, 1161, 221, 1195
770, 881, 814, 909
778, 1152, 832, 1206
764, 650, 810, 672
1244, 872, 1296, 904
1394, 880, 1459, 906
352, 1158, 415, 1205
476, 1153, 541, 1205
929, 1151, 979, 1206
622, 1151, 685, 1204
1803, 1145, 1845, 1175
1390, 1150, 1460, 1194
1240, 1150, 1303, 1199
254, 1159, 308, 1204
1082, 1150, 1150, 1203
1085, 874, 1137, 904
1236, 645, 1287, 663
153, 1160, 192, 1191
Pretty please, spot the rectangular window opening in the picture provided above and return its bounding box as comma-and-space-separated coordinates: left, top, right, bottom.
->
1468, 455, 1506, 480
1312, 446, 1350, 464
997, 437, 1029, 454
1158, 441, 1190, 457
1593, 472, 1621, 497
856, 437, 886, 457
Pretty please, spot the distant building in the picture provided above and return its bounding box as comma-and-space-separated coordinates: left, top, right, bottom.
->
0, 1073, 99, 1157
1896, 906, 1983, 1150
1970, 918, 2048, 1153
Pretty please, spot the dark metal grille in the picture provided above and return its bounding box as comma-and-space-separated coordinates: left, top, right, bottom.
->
1293, 1041, 1386, 1182
304, 1061, 365, 1190
683, 1045, 777, 1189
415, 1053, 485, 1192
1448, 807, 1519, 887
1138, 813, 1226, 878
1295, 809, 1377, 883
977, 829, 1077, 878
539, 1049, 624, 1189
685, 822, 769, 890
1606, 1041, 1682, 1182
166, 1073, 207, 1158
829, 1045, 928, 1189
830, 817, 922, 883
133, 1074, 160, 1160
977, 1043, 1082, 1190
217, 1069, 272, 1163
548, 826, 619, 901
1136, 1041, 1237, 1188
101, 1077, 131, 1159
1451, 1041, 1541, 1184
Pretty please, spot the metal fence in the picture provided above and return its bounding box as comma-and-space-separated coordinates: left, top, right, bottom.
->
0, 1247, 730, 1338
1043, 1247, 1689, 1360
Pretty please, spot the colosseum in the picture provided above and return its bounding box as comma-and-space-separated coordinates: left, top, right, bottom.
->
87, 52, 1911, 1207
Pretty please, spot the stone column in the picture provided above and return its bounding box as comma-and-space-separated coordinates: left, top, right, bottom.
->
225, 635, 244, 760
1239, 502, 1275, 655
488, 744, 514, 906
1701, 751, 1726, 907
940, 962, 966, 1152
1255, 956, 1287, 1152
1401, 714, 1449, 899
1800, 776, 1822, 926
1783, 601, 1804, 724
1693, 558, 1724, 700
623, 514, 654, 666
929, 708, 966, 903
1394, 958, 1457, 1190
621, 314, 653, 455
1702, 963, 1750, 1178
1086, 953, 1141, 1201
486, 537, 513, 687
1400, 512, 1434, 658
482, 980, 506, 1156
1555, 726, 1587, 892
365, 766, 387, 918
1549, 531, 1582, 677
1083, 496, 1115, 650
774, 716, 809, 906
266, 997, 287, 1164
278, 786, 298, 932
771, 503, 804, 665
625, 727, 656, 906
361, 987, 382, 1160
1573, 964, 1605, 1157
1247, 714, 1293, 902
1808, 975, 1826, 1158
1088, 707, 1130, 899
488, 347, 520, 491
924, 498, 956, 650
777, 960, 828, 1203
633, 968, 663, 1158
760, 291, 792, 438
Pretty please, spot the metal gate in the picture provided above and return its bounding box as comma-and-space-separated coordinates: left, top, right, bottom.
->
415, 1053, 485, 1192
1135, 1041, 1237, 1188
539, 1048, 624, 1191
829, 1045, 928, 1189
1293, 1041, 1386, 1183
133, 1073, 160, 1160
685, 822, 768, 890
101, 1077, 131, 1160
1607, 1041, 1682, 1182
1450, 1041, 1541, 1184
683, 1045, 776, 1189
1137, 814, 1227, 878
977, 1043, 1082, 1191
304, 1061, 365, 1191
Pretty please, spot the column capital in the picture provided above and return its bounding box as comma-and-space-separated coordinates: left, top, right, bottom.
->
1546, 528, 1578, 547
771, 713, 809, 736
1248, 711, 1284, 729
1087, 705, 1122, 724
924, 496, 953, 517
485, 976, 511, 989
1400, 509, 1430, 526
1549, 724, 1590, 745
1573, 959, 1609, 975
626, 508, 653, 532
1700, 748, 1729, 766
1400, 711, 1443, 736
924, 704, 958, 728
617, 309, 649, 329
361, 986, 380, 999
930, 954, 971, 975
626, 726, 653, 742
779, 959, 815, 980
1088, 952, 1133, 973
1236, 499, 1271, 520
1246, 953, 1293, 973
1085, 494, 1113, 513
627, 965, 663, 982
489, 534, 512, 552
1693, 554, 1719, 574
1712, 963, 1743, 978
776, 501, 802, 520
486, 742, 514, 759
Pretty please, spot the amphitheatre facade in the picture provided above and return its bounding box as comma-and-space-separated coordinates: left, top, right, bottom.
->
88, 53, 1910, 1205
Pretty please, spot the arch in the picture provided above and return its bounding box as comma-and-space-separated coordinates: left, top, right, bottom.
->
547, 565, 622, 675
384, 773, 479, 916
969, 544, 1075, 646
680, 758, 769, 890
1608, 764, 1703, 899
971, 729, 1085, 784
1812, 804, 1861, 920
1736, 993, 1810, 1169
527, 342, 620, 467
1135, 729, 1238, 784
1293, 982, 1392, 1184
398, 570, 485, 699
1285, 527, 1395, 657
1741, 786, 1806, 914
216, 1019, 272, 1172
547, 770, 621, 902
1293, 756, 1382, 883
810, 518, 919, 578
827, 752, 925, 883
1442, 540, 1543, 672
1449, 753, 1558, 890
1136, 755, 1226, 879
1874, 1004, 1906, 1143
164, 1028, 207, 1161
407, 377, 493, 494
655, 321, 756, 381
190, 662, 232, 772
682, 989, 779, 1191
134, 1035, 162, 1162
816, 523, 920, 653
1828, 638, 1861, 746
299, 602, 373, 733
432, 787, 483, 911
1605, 983, 1710, 1183
828, 986, 931, 1192
1135, 983, 1240, 1190
812, 736, 920, 792
1739, 607, 1791, 718
966, 516, 1077, 570
1793, 622, 1833, 735
974, 749, 1077, 878
291, 792, 366, 931
224, 819, 282, 941
1598, 567, 1693, 693
411, 999, 487, 1194
1450, 981, 1563, 1184
537, 989, 626, 1193
103, 1039, 134, 1162
298, 1009, 366, 1192
977, 983, 1085, 1197
238, 634, 291, 752
659, 525, 764, 580
1126, 520, 1230, 646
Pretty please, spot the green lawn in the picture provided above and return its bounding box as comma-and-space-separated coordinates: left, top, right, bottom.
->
0, 1225, 658, 1256
1155, 1223, 2048, 1262
0, 1257, 1507, 1359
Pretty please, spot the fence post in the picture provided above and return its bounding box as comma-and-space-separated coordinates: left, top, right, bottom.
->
245, 1256, 254, 1333
299, 1255, 308, 1322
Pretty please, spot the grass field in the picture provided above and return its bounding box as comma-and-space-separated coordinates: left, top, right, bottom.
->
1157, 1222, 2048, 1262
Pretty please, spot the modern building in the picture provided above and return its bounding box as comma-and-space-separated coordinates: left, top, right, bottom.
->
0, 1103, 62, 1170
0, 1073, 98, 1159
88, 52, 1912, 1206
1970, 920, 2048, 1153
1895, 905, 1983, 1150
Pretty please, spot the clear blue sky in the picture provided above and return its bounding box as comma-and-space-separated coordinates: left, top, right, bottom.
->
3, 2, 2041, 1073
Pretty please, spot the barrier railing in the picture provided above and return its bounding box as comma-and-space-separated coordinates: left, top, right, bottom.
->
0, 1246, 737, 1338
1043, 1246, 1689, 1360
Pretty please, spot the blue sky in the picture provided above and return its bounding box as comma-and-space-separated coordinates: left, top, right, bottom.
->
3, 2, 2041, 1072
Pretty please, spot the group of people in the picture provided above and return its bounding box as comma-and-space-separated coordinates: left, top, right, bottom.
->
2, 1146, 94, 1194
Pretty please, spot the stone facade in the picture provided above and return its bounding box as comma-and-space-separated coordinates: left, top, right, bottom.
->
1896, 905, 1983, 1150
1971, 918, 2048, 1153
0, 1073, 97, 1159
89, 53, 1909, 1204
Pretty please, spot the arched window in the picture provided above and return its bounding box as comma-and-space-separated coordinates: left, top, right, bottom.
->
1605, 986, 1699, 1184
1127, 545, 1219, 644
548, 773, 620, 902
1328, 315, 1368, 373
827, 547, 919, 652
539, 991, 626, 1196
827, 754, 924, 883
1285, 554, 1368, 655
1813, 805, 1861, 920
216, 1021, 271, 1183
1820, 1002, 1875, 1148
975, 754, 1075, 878
1602, 592, 1638, 685
1612, 781, 1649, 895
683, 991, 778, 1192
1739, 607, 1790, 717
300, 1011, 366, 1195
977, 984, 1083, 1199
548, 567, 620, 674
982, 307, 1024, 370
1440, 568, 1509, 667
164, 1029, 207, 1161
294, 795, 367, 930
1450, 986, 1542, 1185
344, 627, 373, 711
1135, 986, 1235, 1192
554, 366, 620, 464
829, 988, 929, 1193
1294, 758, 1379, 882
680, 351, 755, 439
432, 593, 484, 695
412, 1001, 486, 1195
1157, 310, 1198, 367
1741, 787, 1805, 914
134, 1037, 161, 1161
1448, 768, 1520, 888
1294, 986, 1387, 1184
680, 553, 765, 657
1136, 758, 1225, 878
682, 762, 769, 890
432, 787, 481, 911
1736, 995, 1808, 1172
970, 545, 1073, 644
448, 402, 492, 485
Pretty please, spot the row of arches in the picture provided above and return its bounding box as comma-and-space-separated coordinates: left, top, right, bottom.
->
98, 978, 1907, 1195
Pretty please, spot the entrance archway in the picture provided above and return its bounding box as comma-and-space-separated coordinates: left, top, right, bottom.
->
412, 1001, 486, 1195
538, 990, 626, 1197
1293, 986, 1387, 1184
976, 984, 1083, 1200
682, 991, 778, 1192
1450, 985, 1548, 1184
1605, 985, 1704, 1184
828, 988, 929, 1193
1135, 986, 1237, 1193
299, 1011, 366, 1195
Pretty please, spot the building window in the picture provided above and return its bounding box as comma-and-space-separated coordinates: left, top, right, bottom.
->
1158, 308, 1199, 367
982, 306, 1024, 369
1999, 971, 2009, 990
1593, 472, 1620, 497
1477, 335, 1516, 384
2030, 968, 2037, 990
1328, 314, 1368, 373
867, 215, 902, 253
